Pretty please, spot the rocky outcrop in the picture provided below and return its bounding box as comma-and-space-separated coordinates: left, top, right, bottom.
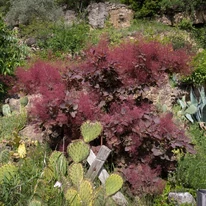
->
109, 5, 134, 28
87, 2, 134, 29
87, 3, 109, 29
64, 10, 77, 25
157, 8, 206, 26
168, 192, 196, 205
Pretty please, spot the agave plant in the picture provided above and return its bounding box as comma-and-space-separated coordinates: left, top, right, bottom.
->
178, 87, 206, 123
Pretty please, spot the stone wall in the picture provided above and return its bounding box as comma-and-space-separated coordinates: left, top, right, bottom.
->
87, 2, 134, 29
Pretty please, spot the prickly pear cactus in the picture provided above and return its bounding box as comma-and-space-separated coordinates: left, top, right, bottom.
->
81, 120, 103, 143
20, 96, 29, 107
65, 188, 81, 206
105, 174, 123, 196
69, 163, 83, 187
2, 104, 11, 116
93, 186, 105, 206
0, 149, 10, 164
79, 179, 93, 205
42, 167, 55, 182
67, 140, 90, 163
48, 151, 67, 177
0, 163, 18, 183
28, 199, 42, 206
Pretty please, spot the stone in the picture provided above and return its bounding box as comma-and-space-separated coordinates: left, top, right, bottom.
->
25, 37, 37, 46
8, 98, 21, 113
64, 10, 77, 25
87, 3, 109, 29
168, 192, 196, 205
109, 6, 134, 28
19, 124, 43, 143
156, 14, 172, 26
87, 2, 134, 29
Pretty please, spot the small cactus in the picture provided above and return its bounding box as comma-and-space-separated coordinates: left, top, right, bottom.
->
2, 104, 11, 116
65, 188, 81, 206
67, 140, 90, 163
69, 163, 83, 187
20, 96, 29, 107
81, 120, 103, 143
105, 174, 123, 196
48, 151, 67, 177
42, 167, 55, 182
28, 199, 42, 206
79, 179, 93, 205
0, 163, 18, 183
0, 149, 10, 164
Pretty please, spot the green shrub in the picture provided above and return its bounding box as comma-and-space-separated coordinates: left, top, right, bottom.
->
6, 0, 63, 26
39, 22, 90, 56
176, 123, 206, 190
0, 110, 27, 142
183, 49, 206, 86
192, 26, 206, 49
0, 16, 28, 75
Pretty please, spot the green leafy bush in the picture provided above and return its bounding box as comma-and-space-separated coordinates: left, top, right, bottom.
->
39, 22, 90, 56
183, 49, 206, 85
0, 16, 28, 75
176, 123, 206, 190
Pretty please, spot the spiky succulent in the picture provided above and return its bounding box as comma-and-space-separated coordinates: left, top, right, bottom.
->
2, 104, 11, 116
28, 199, 42, 206
105, 174, 123, 196
81, 120, 103, 143
48, 151, 67, 177
67, 140, 90, 163
0, 163, 18, 183
69, 163, 83, 187
0, 149, 10, 164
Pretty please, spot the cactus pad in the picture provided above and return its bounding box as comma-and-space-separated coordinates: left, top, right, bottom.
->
49, 151, 67, 176
2, 104, 11, 116
0, 163, 18, 183
28, 200, 42, 206
20, 96, 29, 107
67, 140, 90, 163
69, 163, 83, 187
79, 179, 93, 205
65, 188, 81, 206
81, 120, 103, 143
105, 174, 123, 196
0, 149, 10, 164
42, 167, 55, 182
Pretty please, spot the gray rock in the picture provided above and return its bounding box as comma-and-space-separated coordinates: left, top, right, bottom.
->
168, 192, 196, 205
87, 3, 109, 29
25, 37, 37, 46
64, 10, 77, 25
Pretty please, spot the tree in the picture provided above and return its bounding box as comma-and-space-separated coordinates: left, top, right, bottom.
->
6, 0, 63, 26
